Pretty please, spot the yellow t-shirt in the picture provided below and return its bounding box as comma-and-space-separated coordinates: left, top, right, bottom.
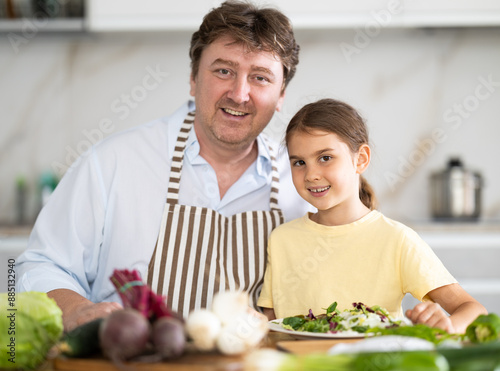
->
257, 210, 457, 319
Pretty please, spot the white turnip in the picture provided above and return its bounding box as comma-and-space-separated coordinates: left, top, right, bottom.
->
211, 291, 249, 325
216, 327, 247, 355
185, 309, 221, 351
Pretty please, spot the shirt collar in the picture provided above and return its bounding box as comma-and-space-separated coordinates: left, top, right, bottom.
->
184, 125, 273, 178
255, 134, 274, 177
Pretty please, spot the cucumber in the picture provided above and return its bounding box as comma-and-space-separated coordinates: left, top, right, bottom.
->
353, 351, 449, 371
58, 318, 104, 357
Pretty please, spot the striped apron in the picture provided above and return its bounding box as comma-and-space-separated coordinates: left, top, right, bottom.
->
147, 111, 284, 318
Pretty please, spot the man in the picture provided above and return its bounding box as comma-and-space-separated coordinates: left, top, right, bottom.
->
16, 0, 311, 331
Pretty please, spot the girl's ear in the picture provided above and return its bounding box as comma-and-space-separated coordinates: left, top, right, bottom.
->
355, 144, 371, 174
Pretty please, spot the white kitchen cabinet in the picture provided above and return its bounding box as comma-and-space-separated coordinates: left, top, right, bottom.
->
403, 225, 500, 314
86, 0, 214, 31
85, 0, 500, 32
270, 0, 500, 28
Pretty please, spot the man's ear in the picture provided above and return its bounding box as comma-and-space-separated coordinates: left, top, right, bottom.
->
275, 87, 286, 112
356, 144, 371, 174
189, 73, 196, 97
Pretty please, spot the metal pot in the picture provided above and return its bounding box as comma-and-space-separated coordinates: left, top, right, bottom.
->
430, 158, 482, 221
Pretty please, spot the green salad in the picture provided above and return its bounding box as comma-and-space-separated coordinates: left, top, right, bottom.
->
279, 302, 403, 334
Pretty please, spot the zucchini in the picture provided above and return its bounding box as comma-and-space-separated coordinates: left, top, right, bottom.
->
437, 341, 500, 371
58, 318, 104, 357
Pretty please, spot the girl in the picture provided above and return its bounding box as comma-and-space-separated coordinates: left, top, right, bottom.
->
257, 98, 486, 333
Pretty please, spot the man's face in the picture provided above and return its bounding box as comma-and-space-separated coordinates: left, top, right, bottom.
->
190, 35, 286, 151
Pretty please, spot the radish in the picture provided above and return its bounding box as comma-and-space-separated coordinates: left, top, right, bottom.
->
151, 317, 186, 359
99, 308, 151, 362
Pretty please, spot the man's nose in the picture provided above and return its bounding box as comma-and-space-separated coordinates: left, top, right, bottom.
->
227, 77, 250, 104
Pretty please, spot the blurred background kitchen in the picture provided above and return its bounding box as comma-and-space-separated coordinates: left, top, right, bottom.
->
1, 0, 499, 311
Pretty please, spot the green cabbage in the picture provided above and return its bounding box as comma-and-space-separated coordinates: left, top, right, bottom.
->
0, 291, 63, 369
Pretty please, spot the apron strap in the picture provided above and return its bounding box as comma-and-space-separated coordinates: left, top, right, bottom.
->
166, 111, 195, 202
262, 137, 280, 210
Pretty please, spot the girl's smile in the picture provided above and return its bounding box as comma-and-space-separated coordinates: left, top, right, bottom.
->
308, 185, 331, 197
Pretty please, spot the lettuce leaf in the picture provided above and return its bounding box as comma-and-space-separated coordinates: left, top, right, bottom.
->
0, 291, 63, 369
465, 313, 500, 343
15, 291, 63, 342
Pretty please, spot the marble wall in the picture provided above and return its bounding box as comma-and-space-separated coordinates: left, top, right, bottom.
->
1, 26, 500, 225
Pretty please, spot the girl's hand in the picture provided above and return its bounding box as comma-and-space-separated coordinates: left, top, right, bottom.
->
405, 301, 455, 333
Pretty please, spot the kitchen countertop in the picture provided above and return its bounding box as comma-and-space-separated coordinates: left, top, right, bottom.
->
2, 219, 500, 236
49, 332, 301, 371
0, 224, 32, 237
2, 217, 500, 233
405, 218, 500, 232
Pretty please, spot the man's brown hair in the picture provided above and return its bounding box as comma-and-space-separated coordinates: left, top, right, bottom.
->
189, 0, 300, 89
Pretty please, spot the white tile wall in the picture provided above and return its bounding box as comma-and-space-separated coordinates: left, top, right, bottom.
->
0, 27, 500, 225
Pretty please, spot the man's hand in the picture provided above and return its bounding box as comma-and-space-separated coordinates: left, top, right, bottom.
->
405, 301, 455, 333
48, 288, 122, 332
65, 301, 122, 331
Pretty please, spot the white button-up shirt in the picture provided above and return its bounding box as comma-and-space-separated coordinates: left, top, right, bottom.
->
16, 101, 312, 304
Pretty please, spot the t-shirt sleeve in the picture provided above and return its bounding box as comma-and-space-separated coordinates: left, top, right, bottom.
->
400, 228, 458, 301
257, 238, 274, 309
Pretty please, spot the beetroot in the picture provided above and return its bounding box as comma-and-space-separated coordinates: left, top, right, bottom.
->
99, 308, 151, 362
151, 317, 186, 359
110, 269, 175, 321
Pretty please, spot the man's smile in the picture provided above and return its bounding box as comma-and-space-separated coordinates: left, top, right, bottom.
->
222, 108, 249, 116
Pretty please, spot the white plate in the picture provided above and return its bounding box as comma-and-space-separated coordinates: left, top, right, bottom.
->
269, 318, 373, 340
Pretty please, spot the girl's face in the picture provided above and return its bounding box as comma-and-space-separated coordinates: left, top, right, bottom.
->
287, 129, 370, 225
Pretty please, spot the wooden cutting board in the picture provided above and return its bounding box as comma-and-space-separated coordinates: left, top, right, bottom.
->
276, 339, 363, 355
53, 352, 243, 371
53, 341, 359, 370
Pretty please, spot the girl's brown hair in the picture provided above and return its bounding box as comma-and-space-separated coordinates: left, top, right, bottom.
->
285, 98, 377, 210
190, 0, 300, 89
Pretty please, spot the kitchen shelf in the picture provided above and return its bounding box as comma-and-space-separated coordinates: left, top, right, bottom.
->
87, 14, 500, 33
5, 3, 499, 33
0, 18, 86, 33
86, 13, 500, 33
85, 0, 500, 32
